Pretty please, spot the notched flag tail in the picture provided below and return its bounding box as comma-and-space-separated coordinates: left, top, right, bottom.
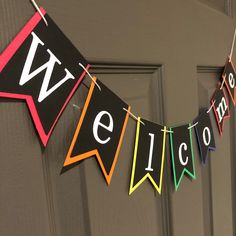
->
170, 124, 196, 191
194, 108, 216, 164
63, 78, 130, 185
222, 57, 236, 106
211, 85, 230, 136
0, 8, 89, 146
129, 118, 167, 195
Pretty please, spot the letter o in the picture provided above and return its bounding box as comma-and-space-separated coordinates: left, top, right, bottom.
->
203, 127, 211, 146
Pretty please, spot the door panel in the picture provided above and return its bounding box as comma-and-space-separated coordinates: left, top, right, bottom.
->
0, 102, 51, 236
198, 67, 235, 236
84, 65, 165, 236
199, 0, 230, 14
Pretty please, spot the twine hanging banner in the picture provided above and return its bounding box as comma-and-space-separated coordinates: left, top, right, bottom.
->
0, 3, 236, 193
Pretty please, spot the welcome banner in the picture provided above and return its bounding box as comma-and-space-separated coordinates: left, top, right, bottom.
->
0, 7, 236, 193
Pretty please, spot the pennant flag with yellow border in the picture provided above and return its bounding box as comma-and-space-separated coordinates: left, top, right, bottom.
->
129, 117, 167, 194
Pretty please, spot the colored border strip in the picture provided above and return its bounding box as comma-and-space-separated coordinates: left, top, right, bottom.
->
129, 117, 141, 194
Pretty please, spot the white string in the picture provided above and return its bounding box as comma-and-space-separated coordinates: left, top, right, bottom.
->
161, 128, 173, 133
123, 108, 145, 125
30, 0, 48, 26
207, 100, 215, 113
188, 122, 198, 130
230, 27, 236, 60
72, 104, 80, 110
220, 76, 226, 90
79, 63, 101, 91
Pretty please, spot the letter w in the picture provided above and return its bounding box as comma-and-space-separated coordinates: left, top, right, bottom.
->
19, 32, 75, 102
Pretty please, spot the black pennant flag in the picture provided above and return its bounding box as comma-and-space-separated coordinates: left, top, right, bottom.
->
129, 118, 167, 194
170, 124, 196, 191
0, 8, 89, 146
194, 109, 216, 164
211, 86, 230, 136
222, 58, 236, 106
63, 78, 130, 185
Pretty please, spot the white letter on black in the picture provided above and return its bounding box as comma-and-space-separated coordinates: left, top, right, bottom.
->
19, 32, 75, 102
178, 143, 189, 166
93, 111, 113, 144
228, 73, 235, 89
203, 127, 211, 146
145, 133, 155, 172
216, 97, 228, 122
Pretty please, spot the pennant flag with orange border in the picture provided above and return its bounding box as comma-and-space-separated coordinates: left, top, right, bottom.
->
63, 78, 130, 185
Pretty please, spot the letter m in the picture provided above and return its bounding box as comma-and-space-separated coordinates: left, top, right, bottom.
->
19, 32, 75, 102
216, 97, 228, 122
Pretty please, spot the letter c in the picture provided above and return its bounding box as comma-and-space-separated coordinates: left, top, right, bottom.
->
178, 142, 189, 166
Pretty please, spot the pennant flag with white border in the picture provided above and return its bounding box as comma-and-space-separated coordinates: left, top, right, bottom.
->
63, 78, 130, 185
170, 124, 196, 191
129, 118, 167, 195
0, 8, 89, 146
194, 108, 216, 164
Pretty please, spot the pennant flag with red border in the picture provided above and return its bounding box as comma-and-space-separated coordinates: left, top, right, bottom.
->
222, 58, 236, 106
0, 8, 89, 146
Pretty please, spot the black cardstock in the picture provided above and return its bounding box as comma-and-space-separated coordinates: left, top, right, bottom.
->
0, 11, 88, 145
223, 59, 236, 105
